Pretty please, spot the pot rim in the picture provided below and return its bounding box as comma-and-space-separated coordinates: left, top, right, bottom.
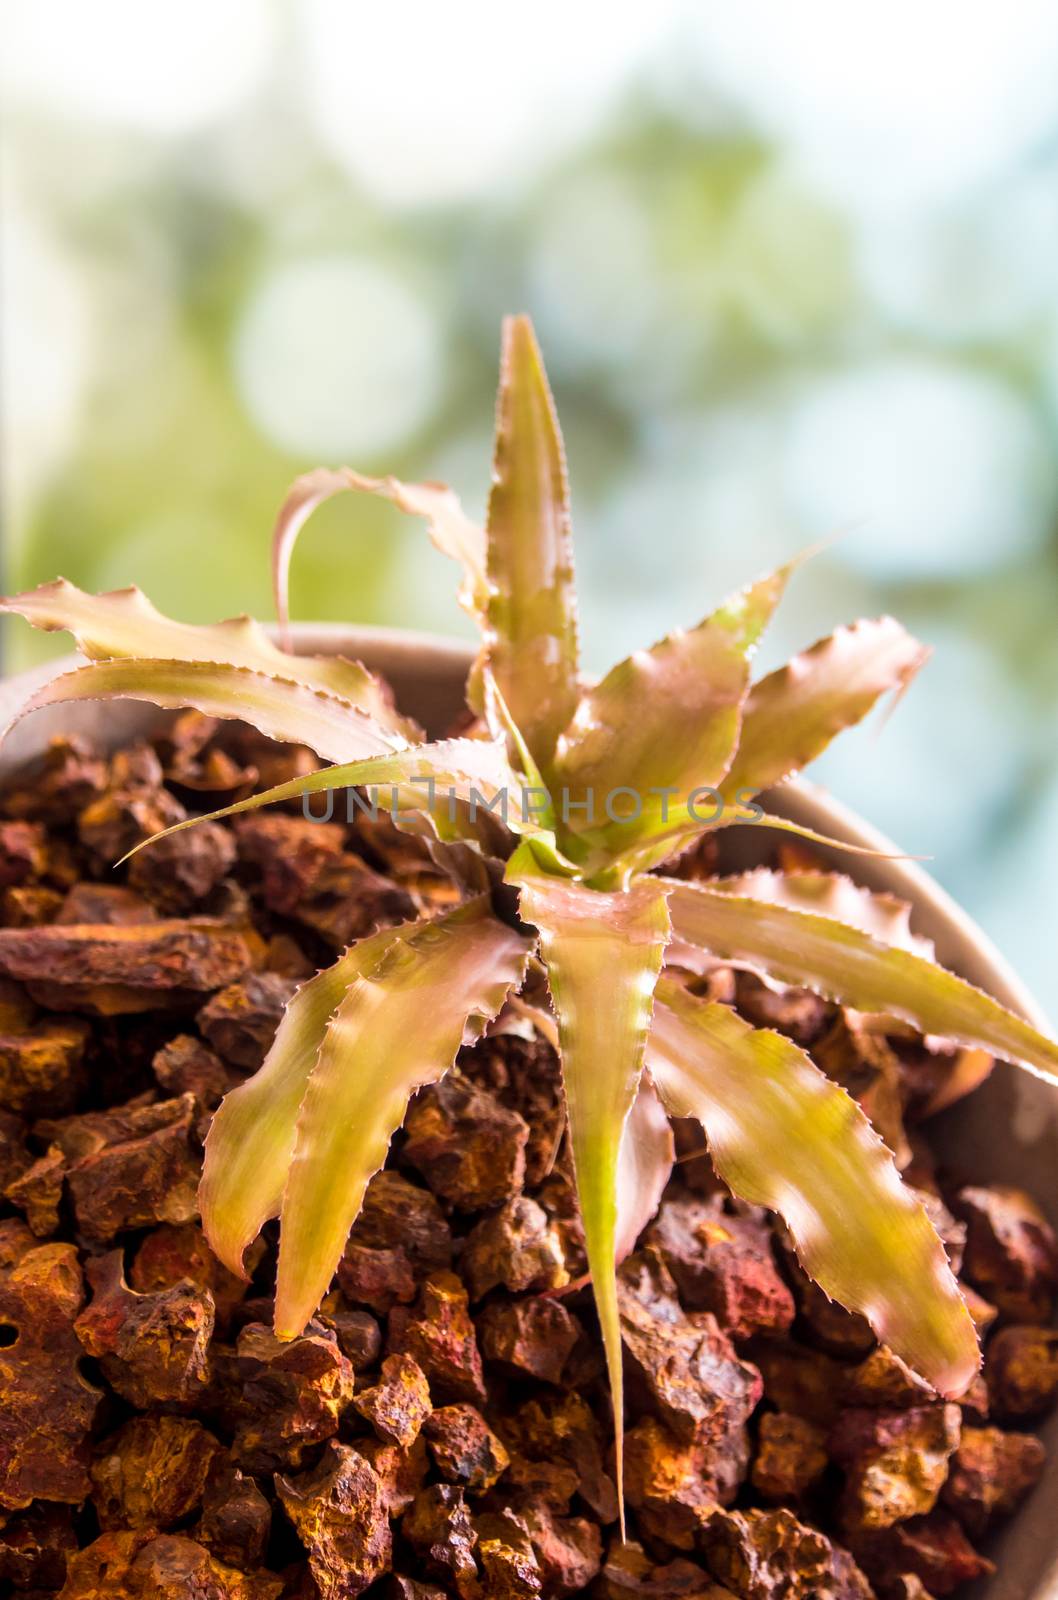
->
3, 620, 1041, 1029
280, 626, 1052, 1026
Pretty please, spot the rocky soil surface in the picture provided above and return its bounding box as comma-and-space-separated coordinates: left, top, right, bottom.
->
0, 712, 1054, 1599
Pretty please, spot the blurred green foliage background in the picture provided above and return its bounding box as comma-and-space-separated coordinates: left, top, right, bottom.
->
2, 2, 1056, 998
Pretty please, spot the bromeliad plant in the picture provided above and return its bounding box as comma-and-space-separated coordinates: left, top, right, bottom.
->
5, 316, 1058, 1522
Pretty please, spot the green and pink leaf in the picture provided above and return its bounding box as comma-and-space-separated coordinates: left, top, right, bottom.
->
509, 851, 670, 1525
721, 616, 929, 801
615, 1076, 674, 1262
271, 467, 489, 644
201, 922, 416, 1277
4, 658, 402, 766
708, 869, 934, 957
118, 737, 530, 864
0, 578, 414, 738
646, 977, 979, 1396
485, 315, 580, 773
275, 897, 532, 1336
554, 568, 792, 867
664, 878, 1058, 1083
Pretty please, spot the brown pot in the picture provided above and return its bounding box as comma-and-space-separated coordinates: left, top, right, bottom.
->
1, 623, 1054, 1600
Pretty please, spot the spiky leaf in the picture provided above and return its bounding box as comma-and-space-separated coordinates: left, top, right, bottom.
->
509, 853, 670, 1523
6, 659, 402, 766
709, 869, 933, 957
553, 568, 791, 865
271, 467, 489, 645
664, 880, 1058, 1082
555, 1077, 675, 1294
200, 924, 413, 1276
733, 812, 927, 862
621, 803, 924, 885
485, 315, 580, 772
720, 617, 928, 801
646, 977, 979, 1395
119, 737, 529, 864
615, 1076, 674, 1262
275, 898, 531, 1335
0, 579, 414, 737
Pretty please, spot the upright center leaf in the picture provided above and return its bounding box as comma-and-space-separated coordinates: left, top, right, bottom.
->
508, 853, 671, 1528
485, 314, 580, 776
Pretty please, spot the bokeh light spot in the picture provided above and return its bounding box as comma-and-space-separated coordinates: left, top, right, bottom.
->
4, 0, 274, 134
233, 258, 444, 459
783, 359, 1055, 580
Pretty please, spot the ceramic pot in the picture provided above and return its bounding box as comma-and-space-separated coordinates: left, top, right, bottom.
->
1, 624, 1054, 1599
